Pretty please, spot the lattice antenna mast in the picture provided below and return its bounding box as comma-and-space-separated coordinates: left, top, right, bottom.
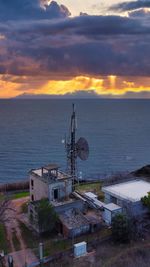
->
66, 104, 89, 184
67, 103, 77, 181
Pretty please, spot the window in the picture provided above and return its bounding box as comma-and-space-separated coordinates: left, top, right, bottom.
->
31, 194, 34, 201
31, 179, 34, 189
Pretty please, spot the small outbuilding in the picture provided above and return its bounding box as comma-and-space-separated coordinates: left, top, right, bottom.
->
103, 203, 122, 225
74, 241, 87, 257
102, 179, 150, 216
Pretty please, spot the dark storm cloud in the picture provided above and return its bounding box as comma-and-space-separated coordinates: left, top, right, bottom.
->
2, 15, 150, 42
0, 0, 71, 21
110, 0, 150, 12
0, 1, 150, 79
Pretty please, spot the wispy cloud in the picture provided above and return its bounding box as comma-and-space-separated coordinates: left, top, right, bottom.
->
110, 0, 150, 12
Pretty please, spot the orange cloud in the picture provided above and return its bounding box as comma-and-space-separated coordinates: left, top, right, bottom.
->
36, 75, 150, 96
37, 76, 104, 95
0, 75, 150, 98
0, 79, 20, 98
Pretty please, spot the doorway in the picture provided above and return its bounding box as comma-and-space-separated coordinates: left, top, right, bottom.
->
53, 188, 59, 200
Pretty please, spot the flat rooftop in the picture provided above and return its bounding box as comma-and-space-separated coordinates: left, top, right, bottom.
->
102, 179, 150, 202
104, 203, 122, 211
31, 168, 71, 181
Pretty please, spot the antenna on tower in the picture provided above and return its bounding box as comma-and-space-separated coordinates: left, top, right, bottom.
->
66, 104, 89, 185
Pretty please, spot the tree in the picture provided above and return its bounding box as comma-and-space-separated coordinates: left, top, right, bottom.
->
141, 192, 150, 210
112, 213, 130, 243
37, 199, 58, 233
0, 196, 14, 224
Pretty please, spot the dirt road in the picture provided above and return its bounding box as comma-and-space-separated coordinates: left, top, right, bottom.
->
5, 197, 38, 267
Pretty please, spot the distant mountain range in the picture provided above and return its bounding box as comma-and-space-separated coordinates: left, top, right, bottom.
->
14, 91, 101, 99
13, 91, 150, 99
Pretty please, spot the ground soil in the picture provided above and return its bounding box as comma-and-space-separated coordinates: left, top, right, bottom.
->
4, 197, 38, 267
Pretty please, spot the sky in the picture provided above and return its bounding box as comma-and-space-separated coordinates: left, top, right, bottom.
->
0, 0, 150, 98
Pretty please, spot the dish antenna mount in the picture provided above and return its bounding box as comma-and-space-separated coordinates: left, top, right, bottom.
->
66, 104, 89, 182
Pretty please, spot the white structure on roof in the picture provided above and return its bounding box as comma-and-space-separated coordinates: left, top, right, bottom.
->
84, 192, 98, 200
102, 179, 150, 216
74, 241, 87, 257
103, 203, 122, 225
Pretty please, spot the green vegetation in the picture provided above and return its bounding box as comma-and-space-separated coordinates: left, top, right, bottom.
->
0, 224, 8, 253
11, 191, 29, 199
112, 213, 130, 243
141, 192, 150, 209
75, 182, 104, 200
12, 231, 21, 251
0, 193, 5, 201
21, 202, 28, 213
101, 242, 150, 267
43, 240, 150, 267
43, 239, 71, 257
37, 199, 58, 233
40, 227, 111, 258
19, 221, 38, 248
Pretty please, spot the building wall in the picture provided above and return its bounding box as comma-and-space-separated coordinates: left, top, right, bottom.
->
30, 173, 72, 202
28, 203, 40, 233
30, 174, 49, 202
104, 192, 148, 217
55, 200, 84, 214
70, 225, 90, 238
48, 179, 72, 201
123, 201, 148, 216
62, 223, 90, 238
103, 208, 122, 225
104, 193, 112, 204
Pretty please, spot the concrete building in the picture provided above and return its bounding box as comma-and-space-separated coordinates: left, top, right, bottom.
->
28, 163, 74, 233
29, 164, 73, 202
103, 203, 122, 225
28, 163, 104, 237
59, 208, 90, 238
102, 179, 150, 216
28, 163, 102, 236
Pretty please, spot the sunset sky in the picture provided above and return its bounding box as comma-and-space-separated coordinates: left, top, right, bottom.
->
0, 0, 150, 98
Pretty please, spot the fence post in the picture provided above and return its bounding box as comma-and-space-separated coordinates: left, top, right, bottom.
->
39, 243, 44, 267
8, 255, 13, 267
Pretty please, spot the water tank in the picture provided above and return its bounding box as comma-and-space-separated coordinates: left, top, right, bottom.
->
74, 241, 87, 257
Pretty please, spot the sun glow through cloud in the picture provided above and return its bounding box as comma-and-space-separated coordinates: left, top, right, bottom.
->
3, 75, 147, 98
0, 75, 150, 98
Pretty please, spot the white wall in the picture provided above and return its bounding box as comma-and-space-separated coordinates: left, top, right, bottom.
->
30, 174, 49, 201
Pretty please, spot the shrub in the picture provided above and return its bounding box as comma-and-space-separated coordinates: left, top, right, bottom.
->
112, 213, 130, 243
37, 199, 58, 233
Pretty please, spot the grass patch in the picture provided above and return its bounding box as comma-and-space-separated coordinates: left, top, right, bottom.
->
0, 223, 8, 253
43, 227, 111, 257
12, 231, 21, 251
19, 221, 38, 249
11, 191, 29, 199
75, 182, 104, 200
0, 193, 5, 201
44, 239, 71, 257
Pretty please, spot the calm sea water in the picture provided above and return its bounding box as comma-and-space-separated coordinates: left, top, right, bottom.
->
0, 99, 150, 183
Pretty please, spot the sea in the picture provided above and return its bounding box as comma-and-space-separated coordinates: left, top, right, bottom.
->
0, 99, 150, 183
